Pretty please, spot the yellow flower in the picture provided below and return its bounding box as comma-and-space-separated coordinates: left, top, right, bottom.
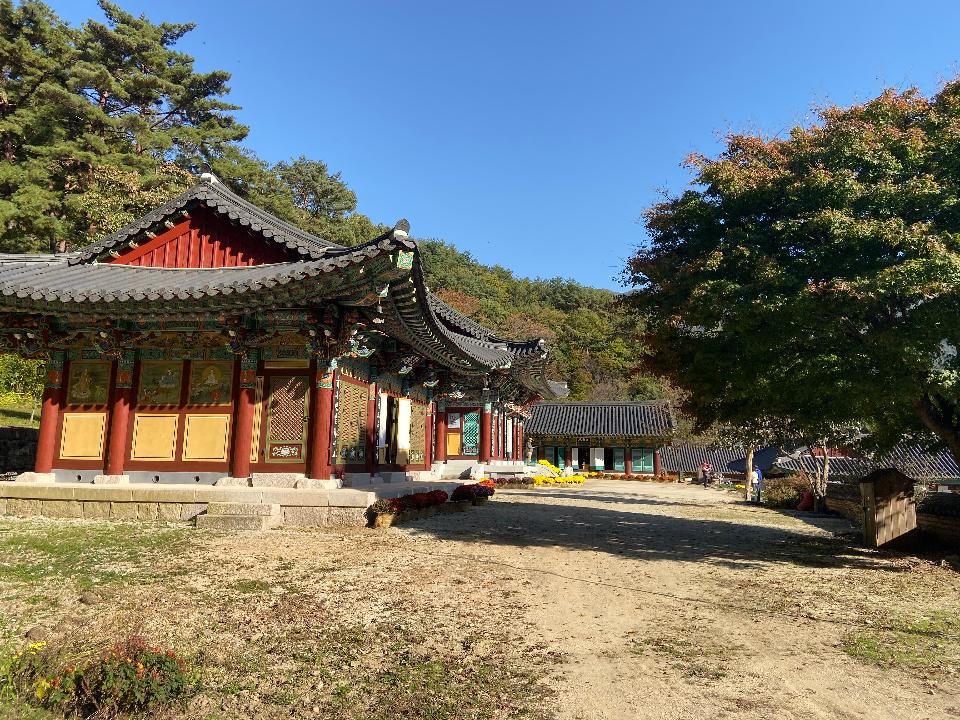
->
34, 677, 51, 701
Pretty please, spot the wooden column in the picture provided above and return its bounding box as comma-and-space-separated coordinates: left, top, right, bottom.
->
365, 384, 377, 473
104, 388, 132, 476
479, 403, 492, 463
34, 387, 62, 475
624, 448, 633, 476
104, 353, 135, 477
307, 360, 335, 480
653, 449, 662, 476
434, 408, 447, 463
565, 445, 573, 468
424, 403, 434, 469
230, 353, 258, 479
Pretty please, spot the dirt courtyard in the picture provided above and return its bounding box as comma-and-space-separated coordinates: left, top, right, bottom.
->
1, 479, 958, 719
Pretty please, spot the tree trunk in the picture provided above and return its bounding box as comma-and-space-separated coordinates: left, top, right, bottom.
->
816, 445, 830, 512
744, 447, 754, 502
912, 395, 960, 469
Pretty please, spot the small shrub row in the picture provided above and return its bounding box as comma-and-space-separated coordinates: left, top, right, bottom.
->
369, 489, 449, 515
451, 481, 495, 502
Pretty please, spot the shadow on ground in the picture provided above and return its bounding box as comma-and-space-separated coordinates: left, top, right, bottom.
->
408, 492, 889, 572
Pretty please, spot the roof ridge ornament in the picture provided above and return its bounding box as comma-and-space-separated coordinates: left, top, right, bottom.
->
199, 166, 222, 185
392, 219, 410, 238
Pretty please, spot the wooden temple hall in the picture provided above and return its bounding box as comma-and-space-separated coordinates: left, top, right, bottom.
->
0, 174, 567, 501
526, 401, 674, 474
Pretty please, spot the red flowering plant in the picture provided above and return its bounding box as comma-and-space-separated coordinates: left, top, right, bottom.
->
451, 484, 476, 502
12, 636, 197, 717
409, 492, 434, 510
474, 483, 495, 498
429, 489, 449, 504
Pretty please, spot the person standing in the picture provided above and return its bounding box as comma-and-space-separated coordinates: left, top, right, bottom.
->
699, 462, 713, 487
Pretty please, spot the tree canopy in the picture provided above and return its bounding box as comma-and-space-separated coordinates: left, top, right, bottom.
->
626, 82, 960, 467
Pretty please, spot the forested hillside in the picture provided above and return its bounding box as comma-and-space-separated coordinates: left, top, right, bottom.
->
0, 0, 659, 402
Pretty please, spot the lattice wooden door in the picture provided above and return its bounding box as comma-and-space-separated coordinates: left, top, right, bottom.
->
461, 412, 480, 456
264, 375, 309, 463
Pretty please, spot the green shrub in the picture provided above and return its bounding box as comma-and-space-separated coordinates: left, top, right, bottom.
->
762, 476, 807, 508
1, 636, 198, 718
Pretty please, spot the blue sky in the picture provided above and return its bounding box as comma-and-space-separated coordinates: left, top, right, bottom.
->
49, 1, 960, 289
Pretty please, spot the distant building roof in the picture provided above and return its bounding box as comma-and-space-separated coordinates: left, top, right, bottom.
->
657, 443, 745, 473
527, 401, 674, 438
775, 445, 960, 482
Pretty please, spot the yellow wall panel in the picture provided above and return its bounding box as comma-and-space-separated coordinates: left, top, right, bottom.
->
183, 414, 231, 462
131, 414, 178, 461
59, 412, 106, 460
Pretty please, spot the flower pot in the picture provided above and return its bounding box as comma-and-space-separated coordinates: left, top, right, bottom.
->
374, 512, 398, 528
472, 496, 489, 506
450, 500, 471, 512
425, 506, 437, 517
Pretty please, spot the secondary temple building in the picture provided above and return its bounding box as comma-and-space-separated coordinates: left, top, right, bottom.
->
0, 174, 566, 498
526, 401, 673, 474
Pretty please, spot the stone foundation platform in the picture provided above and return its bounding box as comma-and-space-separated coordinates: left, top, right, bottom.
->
0, 482, 376, 528
0, 478, 468, 529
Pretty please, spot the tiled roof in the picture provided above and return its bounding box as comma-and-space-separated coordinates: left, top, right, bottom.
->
775, 445, 960, 481
0, 175, 570, 399
527, 401, 674, 438
657, 443, 745, 473
72, 178, 336, 263
0, 235, 412, 310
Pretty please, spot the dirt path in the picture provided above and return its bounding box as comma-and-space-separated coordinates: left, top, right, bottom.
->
404, 480, 960, 720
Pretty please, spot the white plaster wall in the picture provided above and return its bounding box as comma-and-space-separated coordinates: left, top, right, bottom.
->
590, 447, 604, 470
396, 398, 411, 464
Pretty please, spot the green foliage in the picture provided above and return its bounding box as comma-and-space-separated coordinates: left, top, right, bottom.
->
420, 239, 661, 400
2, 636, 198, 718
627, 82, 960, 463
760, 476, 806, 509
0, 0, 380, 252
0, 355, 42, 406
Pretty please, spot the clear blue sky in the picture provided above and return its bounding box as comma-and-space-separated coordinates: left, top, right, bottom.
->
49, 0, 960, 289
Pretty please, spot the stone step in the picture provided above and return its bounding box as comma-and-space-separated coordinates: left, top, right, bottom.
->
207, 502, 280, 517
195, 513, 276, 531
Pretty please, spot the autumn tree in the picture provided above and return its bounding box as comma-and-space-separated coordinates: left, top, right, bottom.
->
626, 82, 960, 483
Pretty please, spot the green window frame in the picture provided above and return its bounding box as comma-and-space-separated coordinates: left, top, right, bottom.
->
631, 448, 654, 473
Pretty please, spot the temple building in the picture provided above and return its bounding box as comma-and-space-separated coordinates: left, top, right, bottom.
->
0, 174, 566, 497
526, 401, 673, 474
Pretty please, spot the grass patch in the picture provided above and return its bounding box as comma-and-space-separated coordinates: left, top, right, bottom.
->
204, 614, 552, 720
842, 610, 960, 676
0, 519, 191, 590
631, 631, 736, 682
229, 579, 273, 594
0, 399, 39, 429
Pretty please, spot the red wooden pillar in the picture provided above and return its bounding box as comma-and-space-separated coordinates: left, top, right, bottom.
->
493, 412, 499, 459
624, 448, 633, 476
104, 387, 132, 476
424, 403, 434, 469
435, 408, 447, 463
307, 360, 335, 480
230, 386, 255, 479
34, 385, 62, 475
653, 449, 662, 477
565, 445, 573, 468
479, 403, 492, 463
230, 353, 258, 479
365, 384, 377, 473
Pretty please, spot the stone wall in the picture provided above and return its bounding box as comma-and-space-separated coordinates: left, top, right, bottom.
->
0, 426, 37, 474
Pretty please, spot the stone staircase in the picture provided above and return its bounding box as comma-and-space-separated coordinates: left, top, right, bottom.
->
195, 502, 283, 530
